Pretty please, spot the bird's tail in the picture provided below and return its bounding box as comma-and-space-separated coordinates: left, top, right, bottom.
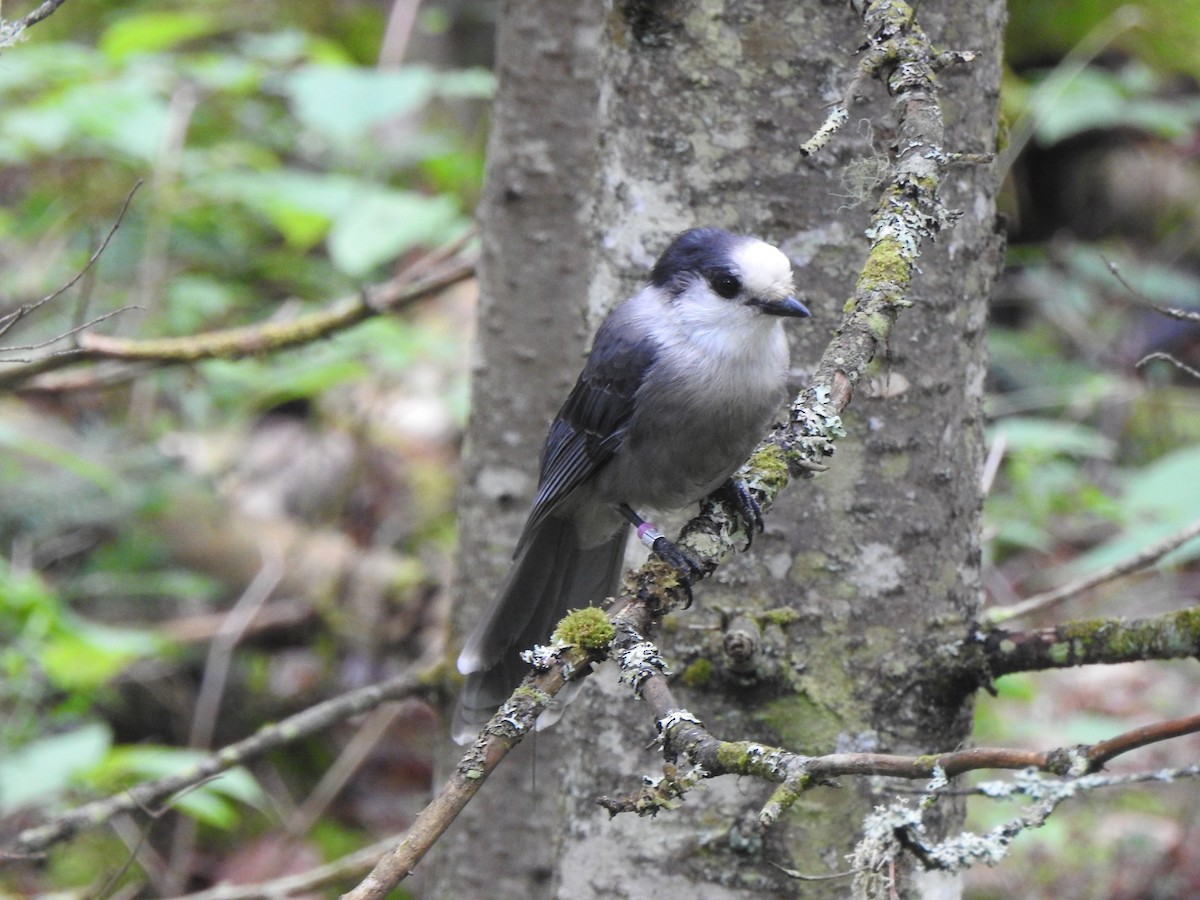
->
452, 518, 626, 744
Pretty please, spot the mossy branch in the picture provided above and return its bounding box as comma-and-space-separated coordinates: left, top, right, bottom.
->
0, 255, 475, 392
980, 606, 1200, 679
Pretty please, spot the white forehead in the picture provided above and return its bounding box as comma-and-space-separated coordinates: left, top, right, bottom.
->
731, 239, 795, 298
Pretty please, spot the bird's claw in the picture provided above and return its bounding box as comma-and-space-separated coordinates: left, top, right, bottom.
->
716, 478, 765, 550
650, 536, 705, 608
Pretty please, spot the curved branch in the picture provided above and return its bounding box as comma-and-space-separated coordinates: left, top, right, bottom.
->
7, 666, 439, 856
0, 253, 475, 391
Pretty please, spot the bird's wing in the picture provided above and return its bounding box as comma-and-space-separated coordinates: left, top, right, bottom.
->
517, 321, 658, 547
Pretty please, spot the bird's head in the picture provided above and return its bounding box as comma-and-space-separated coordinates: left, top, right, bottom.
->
650, 228, 810, 320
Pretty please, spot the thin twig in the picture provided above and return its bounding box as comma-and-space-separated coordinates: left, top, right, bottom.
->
163, 546, 284, 895
987, 517, 1200, 623
1104, 255, 1200, 323
0, 305, 142, 355
189, 546, 285, 750
1137, 351, 1200, 381
0, 182, 142, 341
286, 704, 405, 837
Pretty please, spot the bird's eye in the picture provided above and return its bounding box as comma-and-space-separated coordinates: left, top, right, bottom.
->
710, 272, 741, 299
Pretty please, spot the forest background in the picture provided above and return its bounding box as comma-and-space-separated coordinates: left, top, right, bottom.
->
1, 0, 1199, 897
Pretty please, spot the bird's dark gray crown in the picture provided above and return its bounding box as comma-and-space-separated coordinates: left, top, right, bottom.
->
649, 228, 744, 291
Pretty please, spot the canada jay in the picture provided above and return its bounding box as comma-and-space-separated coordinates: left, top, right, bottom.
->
453, 228, 809, 743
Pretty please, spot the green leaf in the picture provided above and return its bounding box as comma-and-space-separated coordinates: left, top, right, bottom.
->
40, 620, 164, 692
1030, 66, 1200, 145
99, 11, 221, 62
283, 64, 438, 140
202, 355, 369, 411
56, 78, 170, 163
327, 191, 460, 276
987, 417, 1116, 460
90, 747, 268, 829
0, 42, 98, 93
0, 723, 111, 814
191, 169, 365, 248
1068, 445, 1200, 574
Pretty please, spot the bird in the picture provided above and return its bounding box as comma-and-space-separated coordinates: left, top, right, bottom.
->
452, 227, 810, 743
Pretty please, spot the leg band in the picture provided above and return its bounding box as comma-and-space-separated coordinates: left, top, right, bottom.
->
636, 522, 664, 548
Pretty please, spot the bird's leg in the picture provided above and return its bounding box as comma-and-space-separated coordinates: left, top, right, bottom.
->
713, 478, 765, 550
618, 504, 704, 607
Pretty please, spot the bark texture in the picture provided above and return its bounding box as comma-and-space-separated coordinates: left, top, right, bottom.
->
426, 1, 605, 895
435, 0, 1005, 897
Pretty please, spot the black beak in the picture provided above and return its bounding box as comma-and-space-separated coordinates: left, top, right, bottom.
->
751, 295, 810, 318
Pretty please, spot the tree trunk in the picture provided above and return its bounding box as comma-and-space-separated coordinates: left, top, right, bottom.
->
432, 0, 1005, 897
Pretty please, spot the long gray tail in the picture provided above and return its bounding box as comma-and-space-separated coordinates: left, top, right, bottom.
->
452, 517, 626, 744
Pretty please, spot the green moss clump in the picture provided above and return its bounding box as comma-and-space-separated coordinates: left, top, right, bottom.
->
552, 606, 616, 650
747, 445, 790, 493
681, 658, 714, 688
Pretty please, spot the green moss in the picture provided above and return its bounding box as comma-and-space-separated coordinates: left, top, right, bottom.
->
879, 450, 910, 481
552, 606, 616, 650
681, 657, 714, 688
759, 607, 802, 628
866, 310, 892, 343
746, 444, 790, 493
859, 239, 909, 288
754, 691, 845, 755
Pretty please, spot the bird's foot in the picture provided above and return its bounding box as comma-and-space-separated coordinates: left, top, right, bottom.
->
715, 478, 765, 550
620, 505, 705, 608
646, 532, 705, 608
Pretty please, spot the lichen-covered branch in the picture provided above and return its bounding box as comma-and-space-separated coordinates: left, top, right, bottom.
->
979, 606, 1200, 679
603, 633, 1200, 821
7, 666, 438, 856
0, 0, 71, 45
853, 759, 1200, 892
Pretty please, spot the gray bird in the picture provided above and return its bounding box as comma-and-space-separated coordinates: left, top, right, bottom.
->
453, 228, 809, 743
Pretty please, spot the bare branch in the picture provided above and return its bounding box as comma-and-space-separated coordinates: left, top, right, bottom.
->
1104, 256, 1200, 323
0, 252, 475, 391
1088, 712, 1200, 768
987, 516, 1200, 623
6, 665, 440, 855
1137, 351, 1200, 381
0, 305, 142, 356
172, 829, 407, 900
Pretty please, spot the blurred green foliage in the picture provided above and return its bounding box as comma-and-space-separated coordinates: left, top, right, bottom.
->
1007, 0, 1200, 80
0, 0, 486, 869
0, 2, 487, 427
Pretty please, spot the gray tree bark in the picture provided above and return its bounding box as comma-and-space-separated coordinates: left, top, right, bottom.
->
431, 1, 1005, 897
